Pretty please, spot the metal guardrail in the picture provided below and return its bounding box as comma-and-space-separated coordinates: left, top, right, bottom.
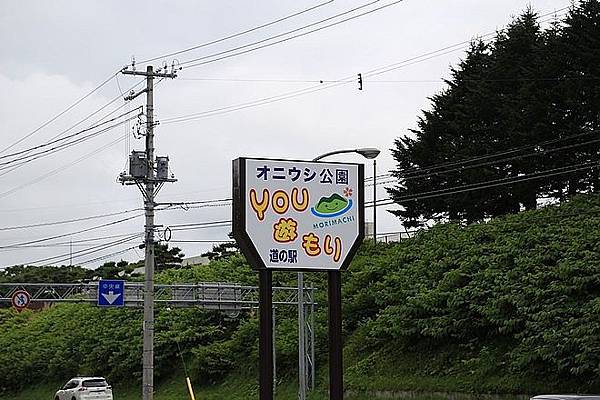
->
0, 282, 316, 311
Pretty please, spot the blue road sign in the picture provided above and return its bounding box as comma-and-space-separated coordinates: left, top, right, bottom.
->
98, 279, 125, 307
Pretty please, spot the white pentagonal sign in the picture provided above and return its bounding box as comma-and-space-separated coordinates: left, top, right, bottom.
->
233, 158, 364, 271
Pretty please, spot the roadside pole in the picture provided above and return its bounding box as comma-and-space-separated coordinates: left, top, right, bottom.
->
142, 66, 156, 400
120, 65, 177, 400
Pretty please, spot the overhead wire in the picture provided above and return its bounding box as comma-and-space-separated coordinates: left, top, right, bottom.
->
180, 5, 566, 71
178, 0, 400, 69
0, 122, 134, 173
0, 79, 145, 179
161, 8, 568, 125
0, 232, 142, 250
177, 76, 600, 84
393, 130, 597, 179
168, 240, 235, 243
17, 234, 142, 266
0, 208, 143, 232
136, 0, 335, 65
45, 78, 145, 145
0, 132, 131, 199
375, 161, 600, 205
0, 111, 142, 171
0, 107, 142, 162
76, 246, 138, 266
396, 134, 600, 181
0, 72, 118, 155
0, 214, 142, 250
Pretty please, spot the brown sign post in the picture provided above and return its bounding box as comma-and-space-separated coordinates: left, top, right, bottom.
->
233, 157, 364, 400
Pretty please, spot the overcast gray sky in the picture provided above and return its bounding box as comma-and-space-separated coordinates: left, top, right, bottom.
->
0, 0, 570, 269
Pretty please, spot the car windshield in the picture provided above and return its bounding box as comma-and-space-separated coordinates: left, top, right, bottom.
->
82, 379, 108, 388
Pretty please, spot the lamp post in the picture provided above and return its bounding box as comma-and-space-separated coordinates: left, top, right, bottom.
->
313, 147, 381, 244
373, 158, 377, 243
295, 147, 380, 400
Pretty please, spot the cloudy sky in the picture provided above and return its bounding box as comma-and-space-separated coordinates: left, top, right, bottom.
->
0, 0, 569, 269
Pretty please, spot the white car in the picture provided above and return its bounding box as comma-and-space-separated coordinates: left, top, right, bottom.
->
54, 377, 113, 400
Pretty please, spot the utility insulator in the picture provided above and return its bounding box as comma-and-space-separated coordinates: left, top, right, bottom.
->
129, 151, 147, 178
156, 156, 170, 180
358, 73, 363, 91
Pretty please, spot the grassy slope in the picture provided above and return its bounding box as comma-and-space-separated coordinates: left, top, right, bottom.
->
5, 196, 600, 399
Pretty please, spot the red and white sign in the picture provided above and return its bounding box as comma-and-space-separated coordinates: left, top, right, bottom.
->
11, 290, 31, 312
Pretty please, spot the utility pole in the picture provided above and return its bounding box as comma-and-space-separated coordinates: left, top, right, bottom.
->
119, 64, 177, 400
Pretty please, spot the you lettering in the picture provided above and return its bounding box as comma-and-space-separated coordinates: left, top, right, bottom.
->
249, 188, 309, 221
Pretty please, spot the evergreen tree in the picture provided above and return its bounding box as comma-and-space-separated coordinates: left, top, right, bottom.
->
154, 243, 185, 272
0, 265, 91, 283
202, 233, 239, 261
389, 4, 600, 225
389, 39, 500, 226
555, 0, 600, 195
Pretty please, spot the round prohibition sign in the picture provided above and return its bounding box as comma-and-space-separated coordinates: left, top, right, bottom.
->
11, 290, 31, 311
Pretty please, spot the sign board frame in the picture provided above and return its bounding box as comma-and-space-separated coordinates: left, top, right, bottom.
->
97, 279, 125, 307
232, 157, 365, 272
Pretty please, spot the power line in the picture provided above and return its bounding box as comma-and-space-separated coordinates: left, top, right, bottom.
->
161, 79, 344, 123
177, 0, 382, 68
0, 80, 145, 179
156, 198, 233, 209
161, 203, 232, 212
394, 130, 597, 179
398, 135, 600, 181
168, 240, 235, 244
45, 78, 145, 145
0, 119, 134, 173
0, 208, 143, 232
178, 77, 329, 83
0, 72, 118, 155
179, 0, 405, 69
0, 107, 142, 162
379, 161, 599, 204
0, 112, 141, 171
17, 234, 141, 266
0, 214, 142, 250
0, 232, 142, 250
137, 0, 335, 65
76, 246, 138, 266
178, 75, 596, 84
169, 224, 232, 232
166, 220, 232, 228
359, 7, 569, 79
161, 8, 568, 125
0, 132, 129, 200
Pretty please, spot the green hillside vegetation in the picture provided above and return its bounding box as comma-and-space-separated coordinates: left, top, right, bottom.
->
3, 195, 600, 398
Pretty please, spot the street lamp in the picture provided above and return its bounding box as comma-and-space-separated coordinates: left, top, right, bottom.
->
296, 147, 381, 400
312, 147, 380, 161
312, 147, 381, 242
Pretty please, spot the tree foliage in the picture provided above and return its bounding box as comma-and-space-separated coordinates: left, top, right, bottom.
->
345, 195, 600, 390
389, 2, 600, 226
4, 196, 600, 392
202, 233, 239, 261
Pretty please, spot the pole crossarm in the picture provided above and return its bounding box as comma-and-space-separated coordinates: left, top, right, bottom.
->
121, 69, 177, 79
0, 282, 316, 310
